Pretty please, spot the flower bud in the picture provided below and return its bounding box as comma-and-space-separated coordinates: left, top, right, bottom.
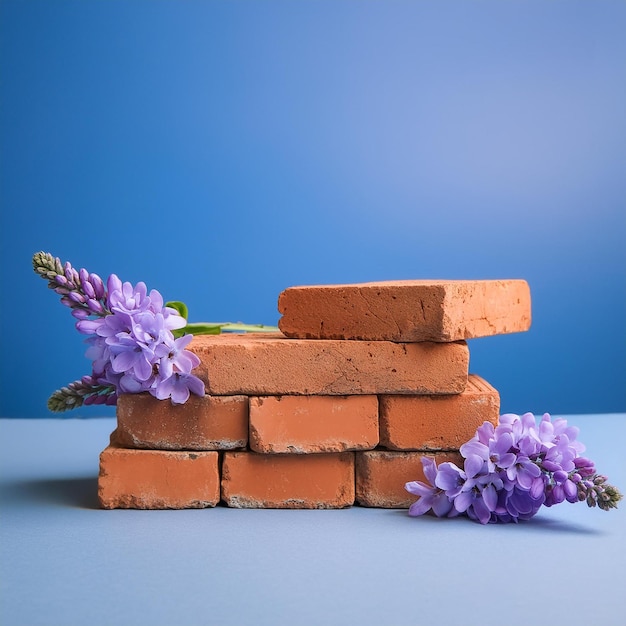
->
87, 299, 104, 314
551, 485, 565, 504
574, 457, 595, 474
89, 273, 105, 299
64, 262, 78, 283
542, 460, 561, 472
553, 470, 568, 484
564, 479, 578, 501
69, 291, 86, 304
82, 280, 96, 299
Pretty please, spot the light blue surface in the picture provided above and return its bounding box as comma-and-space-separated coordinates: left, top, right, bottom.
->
1, 415, 624, 626
1, 1, 625, 418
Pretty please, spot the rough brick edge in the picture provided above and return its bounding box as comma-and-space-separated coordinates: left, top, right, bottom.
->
277, 279, 531, 342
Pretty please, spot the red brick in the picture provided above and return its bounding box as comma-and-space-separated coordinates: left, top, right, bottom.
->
98, 446, 220, 509
221, 451, 355, 508
355, 450, 463, 508
249, 395, 378, 453
113, 393, 248, 451
190, 333, 468, 395
278, 279, 531, 342
379, 375, 500, 451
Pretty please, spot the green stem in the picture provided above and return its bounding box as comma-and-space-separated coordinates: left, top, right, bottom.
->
173, 322, 280, 338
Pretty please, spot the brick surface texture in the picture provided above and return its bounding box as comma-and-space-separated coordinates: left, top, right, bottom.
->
190, 333, 469, 395
99, 446, 220, 509
379, 375, 500, 450
278, 279, 531, 342
249, 395, 379, 453
221, 451, 355, 508
114, 393, 248, 451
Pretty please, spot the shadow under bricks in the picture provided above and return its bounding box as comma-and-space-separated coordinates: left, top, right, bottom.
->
5, 476, 100, 509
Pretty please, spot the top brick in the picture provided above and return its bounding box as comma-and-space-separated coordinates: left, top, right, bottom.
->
278, 280, 531, 342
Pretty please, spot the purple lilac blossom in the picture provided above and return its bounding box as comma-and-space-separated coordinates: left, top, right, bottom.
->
34, 253, 205, 409
72, 270, 203, 405
84, 276, 204, 404
405, 412, 619, 524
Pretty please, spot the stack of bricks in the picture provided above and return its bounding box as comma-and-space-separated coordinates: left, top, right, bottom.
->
98, 280, 531, 510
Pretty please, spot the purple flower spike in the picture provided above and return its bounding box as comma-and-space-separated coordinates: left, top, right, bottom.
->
35, 253, 207, 409
405, 412, 622, 524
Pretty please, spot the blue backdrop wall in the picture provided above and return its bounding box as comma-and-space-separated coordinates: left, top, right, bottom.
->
1, 1, 624, 418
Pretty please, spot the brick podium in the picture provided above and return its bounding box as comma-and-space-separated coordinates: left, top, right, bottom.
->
98, 279, 531, 509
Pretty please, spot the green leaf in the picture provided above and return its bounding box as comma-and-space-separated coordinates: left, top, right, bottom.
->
166, 300, 189, 320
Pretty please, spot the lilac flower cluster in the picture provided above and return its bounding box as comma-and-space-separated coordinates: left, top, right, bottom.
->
78, 274, 205, 405
34, 252, 205, 410
405, 412, 622, 524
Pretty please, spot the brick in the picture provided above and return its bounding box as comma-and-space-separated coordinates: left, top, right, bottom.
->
355, 450, 463, 508
98, 446, 220, 509
113, 393, 248, 451
221, 451, 355, 508
278, 279, 531, 342
249, 395, 379, 453
190, 333, 469, 395
379, 375, 500, 451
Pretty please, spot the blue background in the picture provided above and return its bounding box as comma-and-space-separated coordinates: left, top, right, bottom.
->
1, 1, 624, 418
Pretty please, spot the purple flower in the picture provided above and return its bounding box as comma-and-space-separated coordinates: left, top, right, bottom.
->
434, 462, 466, 499
487, 429, 516, 472
505, 454, 542, 490
107, 275, 151, 317
454, 456, 504, 524
153, 372, 205, 405
155, 334, 201, 379
406, 458, 455, 518
405, 412, 622, 524
35, 252, 209, 410
75, 270, 201, 404
493, 485, 544, 523
109, 334, 155, 381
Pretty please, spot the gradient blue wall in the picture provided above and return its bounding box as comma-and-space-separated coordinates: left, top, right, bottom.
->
1, 1, 624, 418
